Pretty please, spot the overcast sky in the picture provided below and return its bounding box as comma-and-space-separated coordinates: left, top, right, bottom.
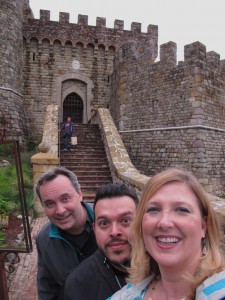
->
30, 0, 225, 62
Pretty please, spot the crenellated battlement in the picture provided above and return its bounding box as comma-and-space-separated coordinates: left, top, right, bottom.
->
23, 10, 158, 58
114, 38, 224, 73
33, 9, 149, 33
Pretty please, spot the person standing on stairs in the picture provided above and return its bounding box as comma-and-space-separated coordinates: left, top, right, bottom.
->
35, 167, 98, 300
61, 116, 75, 151
63, 182, 139, 300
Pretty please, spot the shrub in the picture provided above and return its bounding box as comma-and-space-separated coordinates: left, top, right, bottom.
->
0, 151, 34, 216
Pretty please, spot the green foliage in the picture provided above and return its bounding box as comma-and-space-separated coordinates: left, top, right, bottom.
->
25, 138, 39, 152
0, 151, 34, 215
0, 230, 5, 240
0, 144, 14, 161
0, 230, 7, 248
0, 197, 16, 215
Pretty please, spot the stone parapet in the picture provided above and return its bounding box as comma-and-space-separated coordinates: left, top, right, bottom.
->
93, 108, 149, 197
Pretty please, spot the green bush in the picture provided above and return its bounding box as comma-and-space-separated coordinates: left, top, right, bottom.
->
0, 196, 16, 215
0, 144, 14, 161
0, 151, 34, 215
25, 139, 39, 152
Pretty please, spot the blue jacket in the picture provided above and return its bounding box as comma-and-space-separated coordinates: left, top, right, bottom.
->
107, 270, 225, 300
195, 270, 225, 299
36, 202, 96, 300
61, 121, 74, 135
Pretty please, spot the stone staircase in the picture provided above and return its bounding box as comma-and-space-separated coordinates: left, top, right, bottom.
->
60, 124, 112, 202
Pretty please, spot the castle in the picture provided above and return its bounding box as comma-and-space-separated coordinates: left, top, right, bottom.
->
1, 0, 225, 195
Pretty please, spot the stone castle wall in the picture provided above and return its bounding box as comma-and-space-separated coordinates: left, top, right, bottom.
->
2, 1, 225, 195
0, 0, 29, 141
109, 41, 225, 195
110, 41, 225, 131
121, 127, 225, 195
22, 10, 158, 138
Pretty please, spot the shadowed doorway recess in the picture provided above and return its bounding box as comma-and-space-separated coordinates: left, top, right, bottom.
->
63, 93, 83, 123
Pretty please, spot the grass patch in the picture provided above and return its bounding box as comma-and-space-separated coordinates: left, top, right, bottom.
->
0, 151, 35, 215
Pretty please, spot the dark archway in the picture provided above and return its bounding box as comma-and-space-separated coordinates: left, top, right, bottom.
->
63, 93, 83, 123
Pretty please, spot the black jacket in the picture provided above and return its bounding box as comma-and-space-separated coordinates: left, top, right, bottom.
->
36, 202, 96, 300
63, 250, 128, 300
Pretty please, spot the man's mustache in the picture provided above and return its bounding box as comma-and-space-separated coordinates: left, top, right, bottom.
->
106, 238, 128, 247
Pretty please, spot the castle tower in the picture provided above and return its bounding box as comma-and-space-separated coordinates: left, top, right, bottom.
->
0, 0, 29, 141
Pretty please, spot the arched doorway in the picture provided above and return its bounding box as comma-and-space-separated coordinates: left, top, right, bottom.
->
63, 93, 83, 123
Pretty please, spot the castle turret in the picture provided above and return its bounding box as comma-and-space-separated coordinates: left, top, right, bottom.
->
0, 0, 30, 141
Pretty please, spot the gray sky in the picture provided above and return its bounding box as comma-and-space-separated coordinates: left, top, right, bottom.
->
29, 0, 225, 62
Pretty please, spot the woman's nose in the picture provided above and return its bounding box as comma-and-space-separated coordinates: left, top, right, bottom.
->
157, 211, 174, 229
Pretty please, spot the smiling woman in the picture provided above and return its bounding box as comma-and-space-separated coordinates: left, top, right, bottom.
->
107, 168, 225, 300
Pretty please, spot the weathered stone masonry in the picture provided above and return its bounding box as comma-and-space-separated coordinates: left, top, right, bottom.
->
110, 41, 225, 195
22, 9, 157, 138
0, 0, 30, 141
2, 0, 225, 197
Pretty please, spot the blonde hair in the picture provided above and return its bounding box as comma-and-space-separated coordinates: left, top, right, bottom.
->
128, 168, 225, 295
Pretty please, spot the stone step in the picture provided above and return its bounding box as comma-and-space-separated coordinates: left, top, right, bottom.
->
71, 170, 111, 175
60, 158, 108, 163
60, 148, 106, 154
61, 158, 108, 165
61, 157, 108, 162
60, 123, 112, 202
75, 175, 112, 181
64, 165, 111, 173
78, 179, 112, 185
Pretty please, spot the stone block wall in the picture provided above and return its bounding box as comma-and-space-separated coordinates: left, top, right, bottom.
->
1, 0, 24, 92
0, 89, 30, 141
0, 0, 30, 142
110, 41, 225, 131
109, 41, 225, 196
121, 127, 225, 195
21, 10, 158, 139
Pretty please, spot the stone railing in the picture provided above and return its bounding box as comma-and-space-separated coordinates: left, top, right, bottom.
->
92, 108, 149, 198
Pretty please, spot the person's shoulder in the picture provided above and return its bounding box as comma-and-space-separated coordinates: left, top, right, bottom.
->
84, 202, 94, 210
36, 221, 51, 241
106, 276, 154, 300
196, 270, 225, 299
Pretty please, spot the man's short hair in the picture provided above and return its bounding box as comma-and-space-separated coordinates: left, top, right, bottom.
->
36, 166, 80, 202
94, 182, 139, 211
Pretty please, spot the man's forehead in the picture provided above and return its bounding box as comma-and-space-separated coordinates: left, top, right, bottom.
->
95, 197, 136, 218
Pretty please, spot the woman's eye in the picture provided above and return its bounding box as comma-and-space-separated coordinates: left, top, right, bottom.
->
146, 207, 160, 213
176, 207, 190, 213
